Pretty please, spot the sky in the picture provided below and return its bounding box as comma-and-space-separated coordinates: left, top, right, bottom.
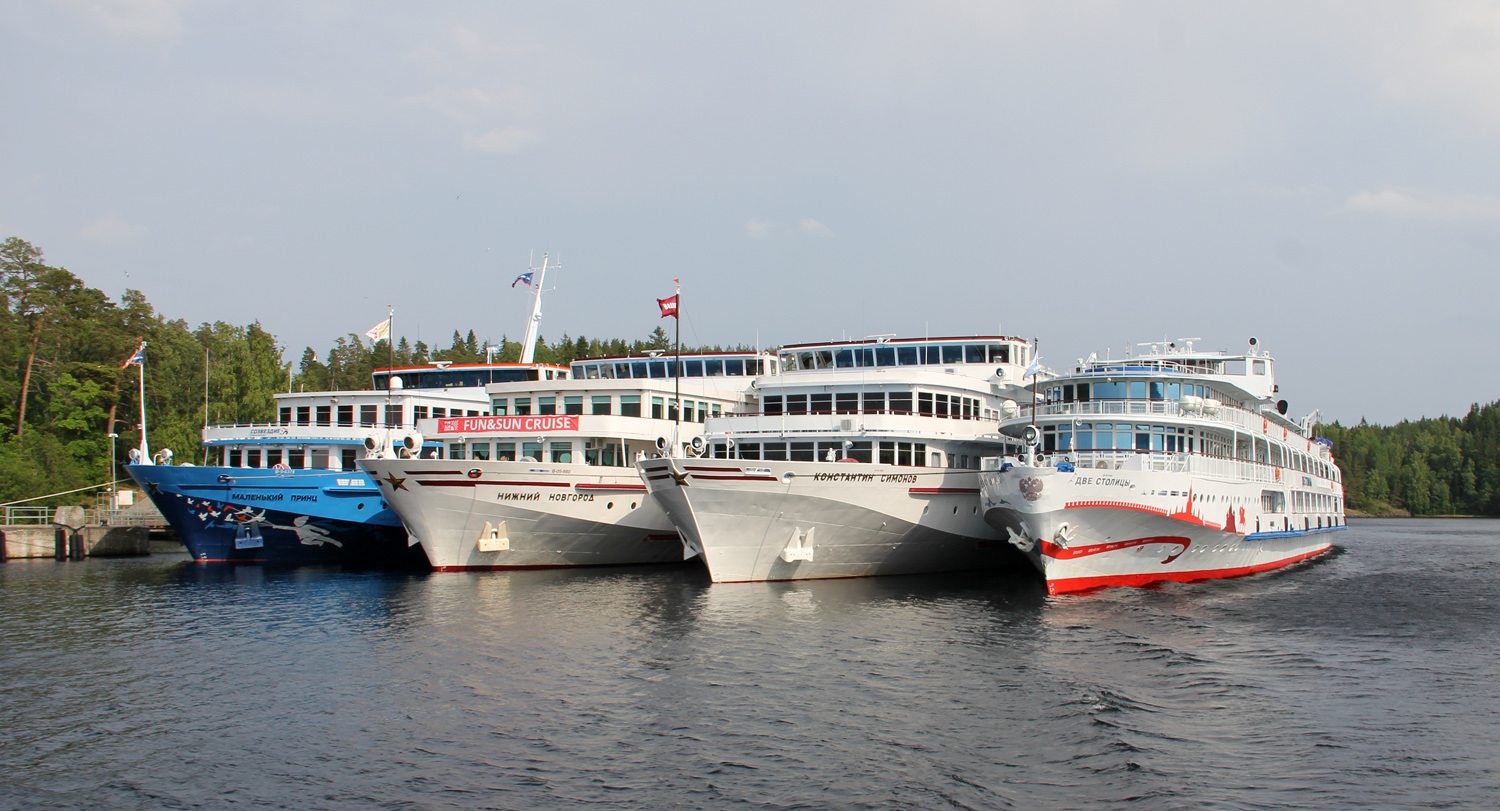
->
2, 1, 1498, 426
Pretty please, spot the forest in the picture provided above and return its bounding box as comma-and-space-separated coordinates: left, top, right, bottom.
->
2, 235, 1497, 515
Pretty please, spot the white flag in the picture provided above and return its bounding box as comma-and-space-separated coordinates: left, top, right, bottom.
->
1024, 356, 1042, 378
365, 318, 391, 343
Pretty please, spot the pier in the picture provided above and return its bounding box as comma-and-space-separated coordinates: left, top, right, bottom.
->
1, 503, 173, 560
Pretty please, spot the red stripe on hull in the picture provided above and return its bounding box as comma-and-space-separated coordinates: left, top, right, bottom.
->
574, 483, 647, 491
1046, 545, 1333, 596
686, 474, 780, 481
415, 480, 572, 487
909, 487, 980, 495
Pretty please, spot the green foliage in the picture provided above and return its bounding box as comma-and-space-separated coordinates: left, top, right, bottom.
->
1320, 400, 1500, 516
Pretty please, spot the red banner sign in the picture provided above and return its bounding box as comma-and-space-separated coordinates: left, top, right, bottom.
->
436, 415, 579, 434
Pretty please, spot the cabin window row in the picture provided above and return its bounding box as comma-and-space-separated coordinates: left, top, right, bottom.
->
779, 343, 1022, 371
280, 405, 477, 427
761, 391, 983, 419
576, 357, 768, 380
1048, 382, 1229, 403
223, 447, 364, 470
448, 440, 576, 463
489, 395, 723, 422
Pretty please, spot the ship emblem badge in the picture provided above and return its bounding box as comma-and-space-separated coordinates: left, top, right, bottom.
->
1019, 477, 1044, 502
467, 468, 482, 479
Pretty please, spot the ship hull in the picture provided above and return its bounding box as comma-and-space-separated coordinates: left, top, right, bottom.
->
640, 458, 1019, 583
360, 459, 691, 571
980, 463, 1339, 595
125, 463, 426, 567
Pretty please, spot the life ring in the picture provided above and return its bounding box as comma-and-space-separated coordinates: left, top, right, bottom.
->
1275, 468, 1281, 481
1263, 418, 1269, 432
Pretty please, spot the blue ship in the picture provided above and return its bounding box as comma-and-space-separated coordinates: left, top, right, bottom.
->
128, 361, 571, 565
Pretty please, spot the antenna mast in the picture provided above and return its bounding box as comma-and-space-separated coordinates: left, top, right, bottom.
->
520, 252, 553, 365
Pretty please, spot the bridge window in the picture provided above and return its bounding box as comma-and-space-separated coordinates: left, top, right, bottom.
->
706, 359, 724, 376
988, 345, 1009, 363
684, 360, 703, 377
942, 345, 963, 364
875, 346, 896, 367
1130, 382, 1146, 399
648, 361, 667, 379
897, 345, 919, 365
835, 349, 855, 368
724, 359, 744, 375
966, 345, 985, 363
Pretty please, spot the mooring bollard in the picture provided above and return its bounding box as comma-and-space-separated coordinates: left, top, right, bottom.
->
54, 527, 67, 561
53, 506, 88, 562
68, 531, 85, 561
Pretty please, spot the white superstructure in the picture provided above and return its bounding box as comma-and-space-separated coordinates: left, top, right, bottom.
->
979, 338, 1343, 595
363, 351, 776, 571
640, 335, 1037, 582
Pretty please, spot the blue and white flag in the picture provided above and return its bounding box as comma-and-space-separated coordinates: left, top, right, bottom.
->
1024, 356, 1042, 379
512, 272, 533, 288
121, 341, 145, 369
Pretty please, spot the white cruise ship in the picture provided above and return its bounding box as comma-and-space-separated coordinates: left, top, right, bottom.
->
362, 351, 777, 571
978, 338, 1343, 595
639, 335, 1037, 582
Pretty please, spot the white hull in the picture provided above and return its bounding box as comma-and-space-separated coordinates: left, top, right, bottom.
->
640, 458, 1018, 582
980, 463, 1339, 594
362, 459, 690, 571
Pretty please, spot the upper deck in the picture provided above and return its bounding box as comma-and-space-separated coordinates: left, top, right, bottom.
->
776, 335, 1032, 381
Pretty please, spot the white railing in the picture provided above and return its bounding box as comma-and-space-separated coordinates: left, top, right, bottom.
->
1, 506, 167, 527
1022, 399, 1304, 442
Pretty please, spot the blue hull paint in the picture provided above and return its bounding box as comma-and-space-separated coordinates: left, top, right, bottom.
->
127, 464, 427, 568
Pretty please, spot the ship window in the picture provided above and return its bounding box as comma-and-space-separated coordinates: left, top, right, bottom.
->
764, 395, 783, 416
1150, 382, 1165, 400
705, 359, 724, 376
491, 399, 506, 416
787, 394, 809, 415
336, 405, 352, 427
517, 442, 540, 461
413, 406, 429, 421
1094, 382, 1125, 399
315, 406, 331, 426
643, 361, 663, 379
288, 449, 305, 468
592, 396, 612, 415
763, 442, 787, 461
620, 396, 641, 417
1094, 431, 1113, 450
1253, 360, 1266, 375
651, 397, 664, 419
889, 392, 913, 414
836, 393, 859, 414
725, 359, 744, 376
879, 441, 895, 464
875, 347, 896, 367
898, 442, 912, 466
711, 403, 721, 418
495, 442, 515, 461
564, 396, 583, 415
810, 393, 832, 414
914, 443, 926, 466
849, 441, 872, 463
1130, 382, 1146, 399
897, 346, 919, 365
296, 406, 310, 425
966, 345, 985, 363
244, 449, 259, 468
385, 405, 403, 427
538, 397, 556, 415
918, 392, 934, 416
470, 443, 490, 461
936, 394, 949, 418
311, 448, 330, 470
432, 407, 446, 419
942, 345, 963, 363
1076, 383, 1091, 402
279, 407, 292, 424
266, 450, 282, 467
863, 392, 885, 414
737, 442, 760, 460
678, 400, 691, 422
550, 442, 572, 463
514, 398, 532, 416
684, 360, 703, 377
798, 352, 816, 370
1058, 427, 1072, 450
988, 345, 1009, 364
1063, 385, 1074, 402
790, 442, 815, 461
835, 349, 855, 368
1043, 430, 1056, 452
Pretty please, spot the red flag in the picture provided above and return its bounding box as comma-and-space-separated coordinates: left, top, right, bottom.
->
657, 295, 679, 318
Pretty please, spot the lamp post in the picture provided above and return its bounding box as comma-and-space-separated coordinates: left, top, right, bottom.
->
107, 432, 119, 510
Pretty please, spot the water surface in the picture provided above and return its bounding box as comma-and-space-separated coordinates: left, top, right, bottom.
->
3, 519, 1497, 809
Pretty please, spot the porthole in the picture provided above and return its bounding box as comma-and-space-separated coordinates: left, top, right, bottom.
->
923, 505, 930, 515
607, 502, 614, 509
357, 503, 364, 511
631, 502, 638, 509
952, 505, 958, 514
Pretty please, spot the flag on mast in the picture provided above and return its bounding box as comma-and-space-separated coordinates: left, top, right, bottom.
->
121, 341, 146, 368
657, 295, 679, 318
364, 316, 392, 343
512, 272, 534, 288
